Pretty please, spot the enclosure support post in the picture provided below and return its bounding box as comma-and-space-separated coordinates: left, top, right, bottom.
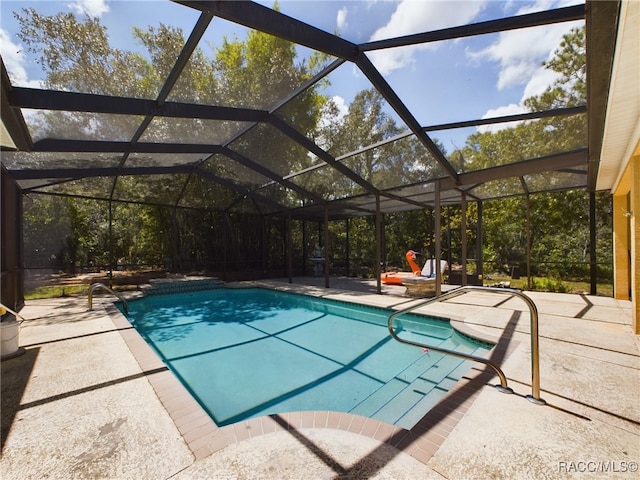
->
108, 201, 113, 288
223, 214, 231, 281
287, 213, 293, 283
174, 207, 181, 274
376, 194, 382, 294
381, 214, 386, 275
302, 220, 307, 276
272, 217, 278, 275
345, 218, 350, 277
461, 193, 467, 286
477, 201, 484, 283
526, 194, 532, 289
324, 205, 330, 288
435, 181, 442, 295
446, 206, 452, 278
590, 191, 597, 295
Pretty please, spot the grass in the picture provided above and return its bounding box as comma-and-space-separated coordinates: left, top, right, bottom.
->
25, 277, 615, 300
484, 274, 613, 297
25, 285, 89, 300
24, 283, 138, 300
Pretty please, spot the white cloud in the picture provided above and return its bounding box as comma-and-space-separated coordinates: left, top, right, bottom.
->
482, 103, 527, 119
332, 95, 348, 119
521, 64, 561, 99
317, 95, 348, 133
367, 0, 487, 75
369, 1, 485, 42
0, 29, 41, 88
477, 103, 527, 133
468, 21, 576, 91
68, 0, 109, 18
336, 7, 348, 31
468, 0, 582, 92
365, 47, 414, 77
470, 1, 582, 132
351, 63, 362, 79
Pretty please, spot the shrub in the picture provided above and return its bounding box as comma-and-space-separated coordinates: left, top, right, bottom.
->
529, 277, 568, 293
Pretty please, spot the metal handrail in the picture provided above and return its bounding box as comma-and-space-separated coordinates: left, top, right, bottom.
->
88, 282, 129, 315
0, 302, 27, 323
387, 285, 545, 404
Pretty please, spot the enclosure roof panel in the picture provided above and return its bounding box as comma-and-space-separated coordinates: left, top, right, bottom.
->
0, 0, 618, 219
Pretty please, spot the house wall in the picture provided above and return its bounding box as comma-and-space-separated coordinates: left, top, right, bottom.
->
612, 154, 640, 333
632, 156, 640, 334
612, 192, 630, 299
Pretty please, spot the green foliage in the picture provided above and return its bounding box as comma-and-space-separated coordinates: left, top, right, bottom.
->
482, 197, 527, 272
23, 195, 72, 269
314, 89, 441, 198
25, 285, 88, 300
531, 27, 586, 109
529, 277, 569, 293
384, 209, 432, 265
15, 4, 328, 273
443, 25, 608, 284
15, 14, 610, 290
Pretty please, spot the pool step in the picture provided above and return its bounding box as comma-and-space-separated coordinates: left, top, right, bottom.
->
350, 378, 412, 418
370, 376, 440, 424
351, 340, 487, 427
394, 385, 450, 429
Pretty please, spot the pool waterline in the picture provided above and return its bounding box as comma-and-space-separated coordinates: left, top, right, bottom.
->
124, 287, 493, 429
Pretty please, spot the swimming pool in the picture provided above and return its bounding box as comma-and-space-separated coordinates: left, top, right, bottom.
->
125, 288, 491, 429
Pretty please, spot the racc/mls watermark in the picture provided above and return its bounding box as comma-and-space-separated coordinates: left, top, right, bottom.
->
558, 461, 638, 474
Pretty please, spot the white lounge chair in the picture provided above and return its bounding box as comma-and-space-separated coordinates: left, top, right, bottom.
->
421, 259, 448, 278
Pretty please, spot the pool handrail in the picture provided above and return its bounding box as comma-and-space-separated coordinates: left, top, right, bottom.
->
387, 285, 546, 404
88, 282, 129, 315
0, 302, 27, 323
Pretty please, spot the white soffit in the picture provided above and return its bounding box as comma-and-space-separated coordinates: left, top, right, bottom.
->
597, 0, 640, 191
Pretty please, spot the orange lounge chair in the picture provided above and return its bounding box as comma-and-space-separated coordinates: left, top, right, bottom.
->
381, 250, 422, 285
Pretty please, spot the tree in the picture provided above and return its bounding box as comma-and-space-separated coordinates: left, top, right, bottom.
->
449, 26, 611, 285
14, 9, 610, 288
22, 194, 72, 270
14, 4, 334, 273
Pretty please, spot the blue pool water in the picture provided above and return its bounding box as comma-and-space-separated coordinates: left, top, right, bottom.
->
124, 288, 491, 429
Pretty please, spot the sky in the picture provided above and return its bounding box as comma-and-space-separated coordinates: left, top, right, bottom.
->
0, 0, 584, 150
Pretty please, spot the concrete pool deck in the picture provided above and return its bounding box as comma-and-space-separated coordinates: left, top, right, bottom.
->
1, 277, 639, 479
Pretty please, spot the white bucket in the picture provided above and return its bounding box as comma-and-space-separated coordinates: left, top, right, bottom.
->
1, 319, 21, 358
